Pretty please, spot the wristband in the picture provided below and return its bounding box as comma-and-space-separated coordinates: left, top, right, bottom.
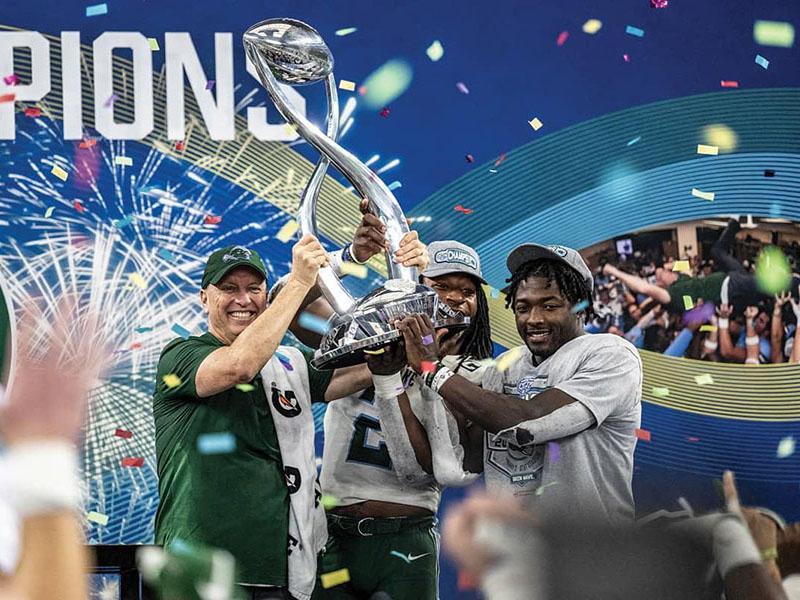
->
0, 440, 81, 517
718, 318, 729, 329
372, 372, 405, 398
745, 336, 760, 346
713, 516, 762, 578
429, 365, 455, 395
745, 358, 759, 365
761, 547, 778, 561
703, 340, 718, 351
342, 243, 368, 265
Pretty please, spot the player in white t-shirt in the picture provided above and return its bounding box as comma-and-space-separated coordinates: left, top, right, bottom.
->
314, 241, 494, 600
397, 243, 642, 524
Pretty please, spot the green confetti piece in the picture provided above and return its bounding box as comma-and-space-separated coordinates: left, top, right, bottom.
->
651, 387, 670, 398
235, 383, 255, 392
755, 246, 791, 294
361, 59, 414, 110
682, 295, 694, 310
777, 436, 796, 458
321, 494, 339, 510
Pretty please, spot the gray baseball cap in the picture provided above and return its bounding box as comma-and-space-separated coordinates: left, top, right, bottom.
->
422, 240, 487, 284
506, 243, 594, 292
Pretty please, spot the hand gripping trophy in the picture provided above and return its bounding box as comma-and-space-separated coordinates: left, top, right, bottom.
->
243, 18, 465, 369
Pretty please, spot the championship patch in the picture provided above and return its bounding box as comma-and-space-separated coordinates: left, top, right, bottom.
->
434, 248, 478, 270
284, 465, 302, 494
271, 384, 302, 417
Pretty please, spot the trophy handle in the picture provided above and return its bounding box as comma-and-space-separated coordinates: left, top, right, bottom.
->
245, 43, 418, 312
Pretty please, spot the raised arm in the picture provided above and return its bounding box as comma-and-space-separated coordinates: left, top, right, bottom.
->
770, 294, 788, 364
717, 303, 746, 362
791, 298, 800, 364
744, 306, 761, 365
603, 264, 671, 305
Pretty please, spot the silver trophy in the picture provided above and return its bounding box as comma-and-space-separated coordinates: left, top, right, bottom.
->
243, 18, 466, 369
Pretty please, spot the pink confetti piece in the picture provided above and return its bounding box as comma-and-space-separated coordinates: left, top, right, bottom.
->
635, 428, 651, 442
204, 215, 222, 225
24, 107, 41, 117
556, 31, 569, 47
720, 80, 739, 88
687, 436, 700, 443
121, 457, 144, 467
650, 0, 668, 7
129, 342, 142, 350
456, 82, 469, 94
454, 204, 473, 215
114, 428, 133, 439
3, 74, 19, 86
420, 360, 437, 374
465, 154, 474, 163
380, 107, 391, 118
494, 153, 507, 167
623, 53, 631, 62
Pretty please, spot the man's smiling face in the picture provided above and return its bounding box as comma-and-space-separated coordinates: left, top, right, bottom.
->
200, 266, 267, 345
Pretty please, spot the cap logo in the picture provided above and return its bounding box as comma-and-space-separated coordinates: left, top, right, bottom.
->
548, 245, 568, 258
434, 249, 478, 270
223, 246, 252, 262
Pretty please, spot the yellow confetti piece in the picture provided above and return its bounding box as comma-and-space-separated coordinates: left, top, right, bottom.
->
129, 273, 147, 289
339, 79, 356, 92
87, 511, 109, 526
51, 165, 68, 181
321, 494, 339, 510
363, 348, 385, 355
696, 144, 719, 155
321, 568, 350, 589
235, 383, 255, 392
426, 40, 444, 62
651, 387, 670, 398
341, 262, 368, 279
115, 156, 133, 166
528, 117, 543, 131
582, 19, 603, 34
753, 20, 795, 48
495, 347, 522, 372
44, 206, 54, 218
694, 374, 714, 386
276, 219, 299, 243
162, 374, 182, 389
672, 260, 691, 272
691, 188, 715, 202
682, 295, 694, 310
700, 324, 718, 333
148, 37, 160, 51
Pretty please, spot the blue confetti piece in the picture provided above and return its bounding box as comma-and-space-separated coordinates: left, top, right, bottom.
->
171, 324, 192, 338
625, 25, 645, 37
157, 248, 177, 261
388, 181, 402, 191
85, 3, 108, 16
571, 299, 590, 314
197, 432, 236, 455
275, 351, 294, 371
134, 326, 153, 333
755, 54, 770, 69
298, 312, 330, 335
489, 287, 501, 299
626, 136, 642, 146
113, 214, 134, 229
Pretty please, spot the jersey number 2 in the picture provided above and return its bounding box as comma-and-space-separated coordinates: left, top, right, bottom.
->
345, 415, 393, 470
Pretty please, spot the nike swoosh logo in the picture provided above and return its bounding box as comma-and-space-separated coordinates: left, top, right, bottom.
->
389, 550, 430, 563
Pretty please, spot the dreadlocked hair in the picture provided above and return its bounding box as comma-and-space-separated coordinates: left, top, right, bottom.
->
455, 283, 493, 362
504, 259, 595, 322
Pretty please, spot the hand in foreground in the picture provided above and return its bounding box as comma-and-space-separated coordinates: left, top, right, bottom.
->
290, 234, 329, 288
0, 297, 110, 446
395, 314, 441, 373
365, 342, 406, 376
351, 199, 429, 269
717, 303, 733, 319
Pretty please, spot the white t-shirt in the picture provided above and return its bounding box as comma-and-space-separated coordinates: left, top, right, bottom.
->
482, 334, 642, 523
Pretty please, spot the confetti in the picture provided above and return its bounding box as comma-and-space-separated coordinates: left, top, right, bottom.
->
489, 287, 500, 299
204, 215, 222, 225
703, 124, 738, 152
622, 53, 631, 62
379, 107, 391, 118
547, 442, 560, 463
130, 342, 142, 350
2, 74, 19, 85
298, 312, 330, 335
73, 200, 85, 213
627, 136, 641, 146
275, 353, 294, 371
135, 326, 153, 333
426, 40, 444, 61
753, 20, 795, 48
341, 262, 368, 278
556, 31, 569, 46
651, 387, 670, 397
0, 93, 14, 104
720, 80, 739, 88
129, 273, 147, 289
174, 140, 185, 151
650, 0, 668, 7
362, 60, 413, 109
465, 154, 474, 163
528, 117, 543, 131
777, 436, 795, 458
755, 54, 770, 69
115, 156, 133, 167
687, 436, 700, 442
104, 93, 118, 107
363, 348, 385, 355
694, 374, 714, 386
235, 383, 255, 392
454, 204, 473, 215
672, 260, 691, 272
44, 206, 54, 218
764, 169, 775, 177
635, 428, 651, 442
147, 38, 159, 51
496, 347, 522, 372
582, 19, 603, 34
114, 428, 133, 439
51, 165, 68, 181
456, 82, 470, 94
113, 214, 135, 229
24, 107, 41, 117
87, 511, 109, 526
121, 457, 144, 468
162, 374, 182, 388
79, 138, 97, 149
336, 80, 355, 93
321, 568, 350, 589
197, 432, 236, 455
276, 219, 299, 242
205, 80, 215, 90
571, 299, 590, 314
691, 188, 715, 202
171, 324, 192, 338
755, 246, 791, 294
625, 25, 645, 37
157, 248, 177, 261
388, 181, 402, 191
421, 360, 437, 374
535, 481, 558, 496
697, 144, 719, 156
699, 324, 718, 333
85, 3, 108, 16
321, 494, 339, 510
682, 295, 694, 310
494, 153, 507, 167
335, 27, 357, 36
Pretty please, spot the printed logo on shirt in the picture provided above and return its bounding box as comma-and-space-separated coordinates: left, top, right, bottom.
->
271, 384, 302, 418
514, 375, 549, 400
284, 466, 302, 494
287, 534, 299, 555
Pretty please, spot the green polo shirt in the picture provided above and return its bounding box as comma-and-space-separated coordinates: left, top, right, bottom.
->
666, 271, 726, 314
153, 332, 332, 586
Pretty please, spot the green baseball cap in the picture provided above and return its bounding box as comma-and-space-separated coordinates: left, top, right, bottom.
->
201, 245, 267, 289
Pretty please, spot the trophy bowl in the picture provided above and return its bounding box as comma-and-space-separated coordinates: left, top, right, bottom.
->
243, 18, 333, 85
